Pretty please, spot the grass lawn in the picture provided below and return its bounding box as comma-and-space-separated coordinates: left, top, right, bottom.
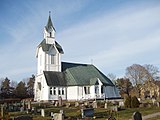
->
7, 106, 160, 120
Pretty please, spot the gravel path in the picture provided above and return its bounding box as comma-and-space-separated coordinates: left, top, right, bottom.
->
129, 112, 160, 120
142, 112, 160, 120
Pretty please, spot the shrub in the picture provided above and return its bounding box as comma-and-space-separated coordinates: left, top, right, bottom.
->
124, 96, 140, 108
131, 96, 140, 108
124, 96, 131, 108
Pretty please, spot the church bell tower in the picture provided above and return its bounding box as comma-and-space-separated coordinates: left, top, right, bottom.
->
36, 13, 64, 75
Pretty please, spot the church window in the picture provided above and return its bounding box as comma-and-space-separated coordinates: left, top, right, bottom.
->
51, 55, 55, 64
53, 87, 56, 95
50, 32, 52, 37
38, 82, 41, 90
95, 85, 99, 94
62, 88, 64, 95
58, 88, 61, 95
84, 86, 90, 94
50, 87, 53, 95
101, 86, 104, 94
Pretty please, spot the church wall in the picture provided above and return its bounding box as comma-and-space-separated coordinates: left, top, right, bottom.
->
37, 47, 45, 75
67, 86, 78, 100
49, 87, 66, 100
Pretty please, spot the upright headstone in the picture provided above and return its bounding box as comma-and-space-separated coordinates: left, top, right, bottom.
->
66, 103, 71, 108
20, 106, 24, 112
84, 101, 89, 106
22, 100, 25, 108
1, 105, 5, 120
104, 102, 108, 109
55, 101, 58, 107
52, 113, 64, 120
132, 111, 142, 120
28, 101, 31, 111
41, 109, 45, 117
75, 102, 79, 107
92, 101, 97, 108
58, 96, 62, 106
157, 102, 160, 107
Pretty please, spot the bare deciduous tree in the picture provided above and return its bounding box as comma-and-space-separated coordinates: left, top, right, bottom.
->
126, 64, 148, 97
107, 73, 116, 84
144, 64, 159, 80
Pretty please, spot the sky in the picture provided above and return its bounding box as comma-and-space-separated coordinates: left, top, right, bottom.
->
0, 0, 160, 81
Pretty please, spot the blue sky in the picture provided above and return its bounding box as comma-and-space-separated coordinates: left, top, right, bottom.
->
0, 0, 160, 81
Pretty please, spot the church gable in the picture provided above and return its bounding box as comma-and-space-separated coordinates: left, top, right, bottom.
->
37, 39, 64, 53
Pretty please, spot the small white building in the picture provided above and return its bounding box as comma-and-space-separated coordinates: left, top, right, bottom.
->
34, 15, 120, 101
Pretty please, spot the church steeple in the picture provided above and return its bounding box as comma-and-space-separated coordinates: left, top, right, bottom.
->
44, 12, 56, 44
45, 12, 56, 32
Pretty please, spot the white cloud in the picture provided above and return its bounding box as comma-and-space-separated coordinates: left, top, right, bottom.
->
58, 2, 160, 76
1, 0, 160, 81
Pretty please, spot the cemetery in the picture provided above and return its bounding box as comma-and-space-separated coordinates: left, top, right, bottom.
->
0, 98, 160, 120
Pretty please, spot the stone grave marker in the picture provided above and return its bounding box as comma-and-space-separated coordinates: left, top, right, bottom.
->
157, 102, 160, 107
58, 96, 62, 106
20, 106, 24, 112
52, 113, 64, 120
75, 102, 79, 107
104, 102, 108, 109
132, 111, 142, 120
55, 101, 58, 107
92, 101, 97, 108
66, 103, 71, 108
14, 115, 32, 120
1, 105, 5, 119
28, 100, 31, 111
81, 108, 94, 118
41, 109, 45, 117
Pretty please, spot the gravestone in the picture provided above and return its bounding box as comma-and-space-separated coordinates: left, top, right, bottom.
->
22, 100, 25, 109
55, 101, 58, 107
58, 96, 62, 106
81, 108, 94, 118
84, 101, 89, 106
1, 105, 5, 119
157, 102, 160, 107
14, 115, 32, 120
104, 102, 108, 109
28, 101, 31, 111
132, 111, 142, 120
52, 113, 64, 120
41, 109, 45, 117
110, 106, 118, 112
20, 106, 24, 112
66, 103, 71, 108
75, 102, 79, 107
92, 101, 97, 108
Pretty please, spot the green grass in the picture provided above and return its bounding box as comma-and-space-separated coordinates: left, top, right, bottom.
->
4, 106, 160, 120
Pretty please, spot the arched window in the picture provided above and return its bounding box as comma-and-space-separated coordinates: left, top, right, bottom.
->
50, 32, 52, 37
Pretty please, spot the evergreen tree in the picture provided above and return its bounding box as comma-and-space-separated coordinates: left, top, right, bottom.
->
0, 77, 13, 98
27, 75, 35, 98
14, 81, 28, 99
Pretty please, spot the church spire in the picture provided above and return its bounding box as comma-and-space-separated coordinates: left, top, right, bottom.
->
45, 11, 56, 32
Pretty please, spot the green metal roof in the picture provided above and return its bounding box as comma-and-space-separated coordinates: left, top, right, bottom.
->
44, 62, 114, 86
62, 62, 114, 86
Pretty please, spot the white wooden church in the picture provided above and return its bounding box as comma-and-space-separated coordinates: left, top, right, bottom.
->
34, 15, 120, 101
